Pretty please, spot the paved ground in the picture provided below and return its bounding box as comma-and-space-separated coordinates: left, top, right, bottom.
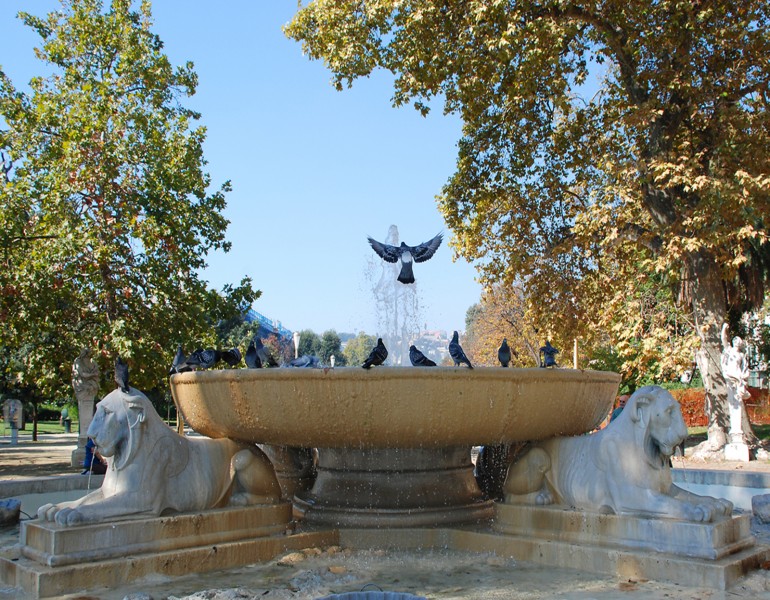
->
4, 433, 770, 599
0, 433, 81, 479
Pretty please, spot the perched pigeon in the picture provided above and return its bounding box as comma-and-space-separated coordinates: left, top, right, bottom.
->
185, 348, 221, 370
362, 338, 388, 369
245, 339, 262, 369
220, 348, 242, 367
409, 345, 436, 367
498, 338, 511, 368
540, 341, 559, 368
114, 356, 130, 392
288, 355, 321, 368
448, 331, 473, 369
169, 345, 192, 375
253, 337, 278, 368
367, 232, 443, 284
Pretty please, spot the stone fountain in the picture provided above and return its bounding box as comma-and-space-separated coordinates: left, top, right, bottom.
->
2, 365, 769, 598
170, 367, 618, 528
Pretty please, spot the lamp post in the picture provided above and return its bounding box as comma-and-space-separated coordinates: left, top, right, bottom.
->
293, 331, 300, 359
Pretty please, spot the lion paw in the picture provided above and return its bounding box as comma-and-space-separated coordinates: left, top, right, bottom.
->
714, 498, 733, 516
689, 503, 714, 523
37, 503, 56, 521
535, 490, 554, 505
53, 507, 85, 527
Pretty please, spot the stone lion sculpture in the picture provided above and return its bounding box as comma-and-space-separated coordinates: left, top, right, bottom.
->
38, 387, 281, 527
503, 385, 733, 522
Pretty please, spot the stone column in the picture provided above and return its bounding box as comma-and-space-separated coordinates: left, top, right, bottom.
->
721, 324, 750, 462
70, 348, 100, 468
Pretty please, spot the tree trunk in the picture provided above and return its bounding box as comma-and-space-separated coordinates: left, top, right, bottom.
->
688, 250, 757, 449
32, 401, 38, 442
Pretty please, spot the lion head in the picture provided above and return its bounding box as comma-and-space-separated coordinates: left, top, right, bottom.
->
87, 387, 151, 471
623, 386, 687, 468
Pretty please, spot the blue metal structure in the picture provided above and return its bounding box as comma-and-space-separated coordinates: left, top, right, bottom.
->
244, 308, 293, 340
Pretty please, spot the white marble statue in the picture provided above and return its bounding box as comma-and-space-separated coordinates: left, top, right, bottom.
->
504, 386, 733, 522
721, 322, 751, 443
2, 398, 22, 446
72, 348, 100, 398
38, 386, 281, 527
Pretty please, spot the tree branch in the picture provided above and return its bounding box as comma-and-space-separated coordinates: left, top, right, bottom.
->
538, 4, 648, 106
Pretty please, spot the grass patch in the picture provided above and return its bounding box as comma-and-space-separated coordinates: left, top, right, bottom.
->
3, 421, 78, 437
686, 424, 770, 445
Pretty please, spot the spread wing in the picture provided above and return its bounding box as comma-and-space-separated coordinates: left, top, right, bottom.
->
410, 232, 443, 263
368, 237, 400, 263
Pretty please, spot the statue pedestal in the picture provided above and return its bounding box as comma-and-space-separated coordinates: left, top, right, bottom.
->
487, 503, 766, 589
724, 441, 750, 462
70, 444, 85, 470
2, 504, 327, 599
70, 396, 96, 469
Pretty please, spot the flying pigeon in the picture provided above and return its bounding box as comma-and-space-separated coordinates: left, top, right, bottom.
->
245, 339, 262, 369
362, 338, 388, 369
253, 337, 279, 368
367, 232, 443, 284
185, 348, 221, 370
409, 345, 437, 367
169, 345, 192, 375
498, 338, 511, 368
448, 331, 473, 369
114, 356, 130, 392
220, 348, 242, 367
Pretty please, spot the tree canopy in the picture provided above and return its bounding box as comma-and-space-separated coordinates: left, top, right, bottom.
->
343, 331, 378, 366
464, 282, 544, 368
287, 0, 770, 443
0, 0, 257, 398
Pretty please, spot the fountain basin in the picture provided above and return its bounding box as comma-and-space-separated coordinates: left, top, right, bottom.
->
170, 367, 620, 447
170, 367, 619, 527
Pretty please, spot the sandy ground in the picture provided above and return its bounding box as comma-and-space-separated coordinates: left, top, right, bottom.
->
4, 434, 770, 599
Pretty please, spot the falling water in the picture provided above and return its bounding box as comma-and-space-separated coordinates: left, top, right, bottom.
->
365, 225, 422, 365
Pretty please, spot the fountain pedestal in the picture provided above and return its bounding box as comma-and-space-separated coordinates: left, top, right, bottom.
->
294, 447, 494, 528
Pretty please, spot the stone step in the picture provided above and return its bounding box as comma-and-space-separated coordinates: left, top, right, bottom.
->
493, 503, 754, 560
2, 506, 336, 599
338, 525, 770, 591
22, 504, 292, 567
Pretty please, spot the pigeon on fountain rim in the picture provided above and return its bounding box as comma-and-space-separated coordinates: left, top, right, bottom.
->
448, 331, 473, 369
409, 345, 436, 367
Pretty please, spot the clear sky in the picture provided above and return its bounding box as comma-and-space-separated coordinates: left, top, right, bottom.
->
0, 1, 484, 336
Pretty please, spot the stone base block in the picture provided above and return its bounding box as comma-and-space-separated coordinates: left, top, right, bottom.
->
725, 442, 750, 462
338, 523, 770, 591
21, 503, 293, 567
69, 447, 85, 470
4, 505, 770, 597
2, 504, 337, 599
494, 503, 754, 559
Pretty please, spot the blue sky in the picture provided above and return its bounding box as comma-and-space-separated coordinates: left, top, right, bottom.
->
0, 1, 483, 335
